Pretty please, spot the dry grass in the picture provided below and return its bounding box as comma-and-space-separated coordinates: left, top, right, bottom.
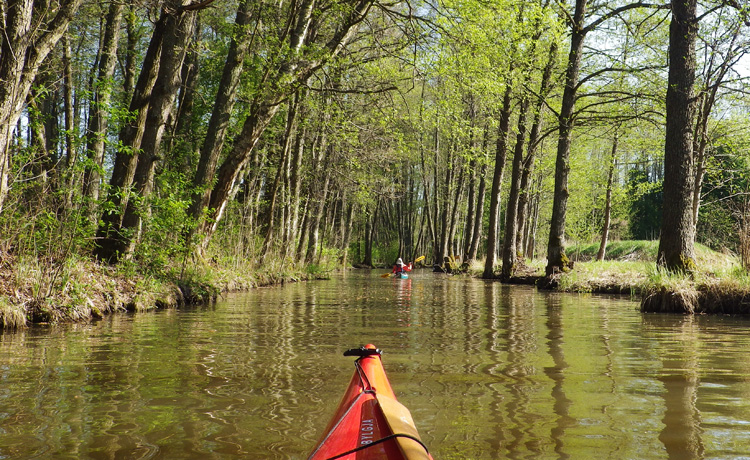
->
0, 254, 194, 329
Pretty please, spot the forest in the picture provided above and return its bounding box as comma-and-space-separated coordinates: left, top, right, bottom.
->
1, 0, 750, 325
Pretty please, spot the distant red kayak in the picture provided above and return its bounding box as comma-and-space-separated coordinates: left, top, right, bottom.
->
308, 345, 433, 460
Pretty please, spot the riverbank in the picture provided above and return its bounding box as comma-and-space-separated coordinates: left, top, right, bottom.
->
468, 240, 750, 314
3, 240, 746, 329
0, 253, 323, 329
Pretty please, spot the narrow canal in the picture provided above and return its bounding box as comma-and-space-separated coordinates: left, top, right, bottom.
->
2, 270, 750, 459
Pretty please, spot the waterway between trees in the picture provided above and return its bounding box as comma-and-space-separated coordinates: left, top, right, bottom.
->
2, 270, 750, 459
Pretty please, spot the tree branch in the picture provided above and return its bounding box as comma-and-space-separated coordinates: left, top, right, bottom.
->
583, 2, 670, 34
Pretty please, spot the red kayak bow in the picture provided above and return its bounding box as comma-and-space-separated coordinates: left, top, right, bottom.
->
308, 345, 433, 460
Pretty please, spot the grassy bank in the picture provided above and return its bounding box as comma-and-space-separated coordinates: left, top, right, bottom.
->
468, 240, 750, 314
0, 253, 327, 329
567, 241, 750, 314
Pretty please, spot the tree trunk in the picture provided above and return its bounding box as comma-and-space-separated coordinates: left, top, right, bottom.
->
61, 36, 76, 199
286, 94, 307, 255
517, 41, 557, 257
657, 0, 698, 272
419, 130, 437, 263
94, 12, 167, 261
467, 126, 490, 263
170, 17, 201, 157
340, 202, 355, 267
189, 0, 255, 232
363, 203, 378, 267
447, 161, 466, 260
462, 109, 478, 257
691, 53, 733, 233
438, 137, 455, 262
526, 174, 543, 259
82, 0, 124, 217
96, 4, 196, 262
482, 86, 513, 278
464, 159, 477, 257
597, 136, 617, 261
306, 165, 332, 264
501, 96, 530, 279
546, 0, 588, 277
0, 0, 83, 212
260, 100, 297, 262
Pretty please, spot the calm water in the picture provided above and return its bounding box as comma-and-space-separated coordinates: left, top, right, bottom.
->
2, 270, 750, 459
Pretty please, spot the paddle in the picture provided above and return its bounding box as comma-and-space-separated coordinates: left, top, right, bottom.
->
380, 256, 425, 277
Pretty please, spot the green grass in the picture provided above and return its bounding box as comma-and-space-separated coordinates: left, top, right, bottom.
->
567, 240, 659, 262
465, 241, 749, 311
557, 259, 650, 294
567, 240, 738, 268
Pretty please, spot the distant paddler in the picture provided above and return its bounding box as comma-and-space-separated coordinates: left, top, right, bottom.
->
381, 256, 425, 278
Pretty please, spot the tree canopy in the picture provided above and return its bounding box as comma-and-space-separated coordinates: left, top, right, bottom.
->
2, 0, 750, 277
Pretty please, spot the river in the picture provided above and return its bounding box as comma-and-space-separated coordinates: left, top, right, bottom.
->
2, 270, 750, 459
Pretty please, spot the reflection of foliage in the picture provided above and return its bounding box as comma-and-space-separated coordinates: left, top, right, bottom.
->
627, 168, 662, 240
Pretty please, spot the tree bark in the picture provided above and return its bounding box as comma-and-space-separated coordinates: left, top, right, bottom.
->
94, 12, 167, 261
691, 45, 735, 233
286, 93, 307, 255
189, 0, 255, 234
0, 0, 83, 212
82, 0, 124, 217
546, 0, 588, 276
62, 36, 76, 185
306, 160, 332, 264
597, 136, 617, 261
170, 17, 201, 157
447, 161, 466, 260
657, 0, 698, 272
260, 100, 297, 263
467, 125, 489, 263
95, 3, 197, 262
464, 158, 477, 257
501, 96, 530, 279
517, 41, 557, 257
482, 86, 513, 279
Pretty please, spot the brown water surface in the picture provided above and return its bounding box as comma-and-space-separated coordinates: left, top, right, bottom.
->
2, 270, 750, 459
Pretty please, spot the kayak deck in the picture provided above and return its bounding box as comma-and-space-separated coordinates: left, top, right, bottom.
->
308, 345, 432, 460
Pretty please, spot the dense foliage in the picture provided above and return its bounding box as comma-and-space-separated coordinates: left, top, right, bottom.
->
1, 0, 750, 289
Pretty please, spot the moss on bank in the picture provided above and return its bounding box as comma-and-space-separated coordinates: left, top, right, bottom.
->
0, 254, 323, 330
